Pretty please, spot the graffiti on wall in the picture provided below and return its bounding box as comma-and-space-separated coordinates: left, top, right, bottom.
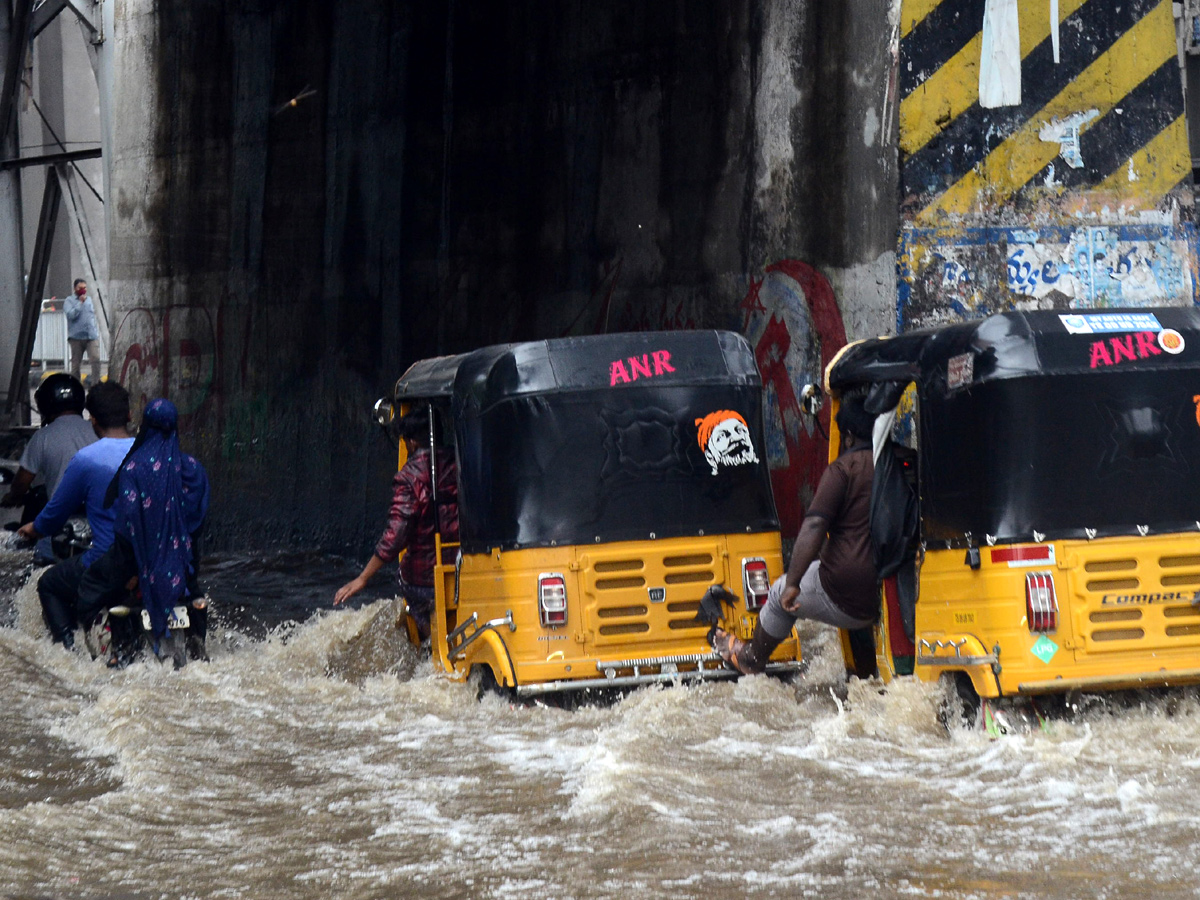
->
114, 306, 217, 418
898, 0, 1195, 326
558, 254, 847, 538
738, 260, 846, 539
616, 295, 700, 334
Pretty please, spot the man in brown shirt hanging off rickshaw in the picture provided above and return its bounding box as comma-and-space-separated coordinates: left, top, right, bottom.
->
711, 396, 879, 673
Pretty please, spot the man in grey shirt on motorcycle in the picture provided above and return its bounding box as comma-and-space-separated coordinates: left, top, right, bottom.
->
1, 374, 96, 562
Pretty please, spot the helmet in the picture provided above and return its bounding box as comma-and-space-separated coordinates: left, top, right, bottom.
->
34, 372, 86, 419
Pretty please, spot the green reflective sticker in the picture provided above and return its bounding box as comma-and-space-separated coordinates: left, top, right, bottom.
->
1031, 635, 1058, 664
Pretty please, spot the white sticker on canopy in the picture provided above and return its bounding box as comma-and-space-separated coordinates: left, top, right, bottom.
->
695, 410, 760, 476
1059, 313, 1163, 335
1158, 329, 1185, 354
947, 353, 974, 390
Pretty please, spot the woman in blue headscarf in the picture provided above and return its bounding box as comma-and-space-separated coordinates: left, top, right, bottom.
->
78, 398, 210, 656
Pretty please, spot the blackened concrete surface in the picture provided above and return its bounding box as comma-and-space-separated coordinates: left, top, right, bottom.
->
107, 0, 899, 553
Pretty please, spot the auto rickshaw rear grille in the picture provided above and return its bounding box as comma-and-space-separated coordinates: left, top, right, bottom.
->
1085, 559, 1137, 573
1161, 574, 1200, 586
599, 623, 650, 635
594, 559, 643, 573
664, 571, 714, 585
668, 599, 705, 630
667, 601, 701, 614
1077, 559, 1200, 650
597, 605, 647, 618
595, 576, 646, 590
1089, 609, 1142, 623
1166, 624, 1200, 637
1091, 628, 1145, 642
586, 544, 726, 642
1086, 578, 1139, 591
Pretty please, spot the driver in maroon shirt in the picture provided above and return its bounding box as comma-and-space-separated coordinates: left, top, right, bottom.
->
334, 409, 458, 640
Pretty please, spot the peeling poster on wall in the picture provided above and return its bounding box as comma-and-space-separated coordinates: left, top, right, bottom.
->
1039, 109, 1100, 169
980, 0, 1021, 109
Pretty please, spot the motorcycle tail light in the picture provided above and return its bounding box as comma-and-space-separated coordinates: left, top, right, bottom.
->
742, 558, 770, 611
1025, 571, 1058, 633
538, 574, 567, 627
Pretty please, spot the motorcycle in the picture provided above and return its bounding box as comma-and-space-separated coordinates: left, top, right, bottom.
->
11, 519, 209, 669
86, 591, 209, 670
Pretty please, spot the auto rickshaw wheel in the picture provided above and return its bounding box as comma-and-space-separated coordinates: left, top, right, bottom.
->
936, 671, 981, 732
474, 665, 516, 704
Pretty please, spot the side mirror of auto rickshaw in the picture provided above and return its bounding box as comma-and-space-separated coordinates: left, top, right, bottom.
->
799, 383, 824, 416
372, 397, 395, 430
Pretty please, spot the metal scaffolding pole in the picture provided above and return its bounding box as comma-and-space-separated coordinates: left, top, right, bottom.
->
0, 0, 31, 423
1, 0, 108, 424
5, 167, 60, 418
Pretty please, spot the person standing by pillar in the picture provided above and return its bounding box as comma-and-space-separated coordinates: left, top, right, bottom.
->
65, 278, 101, 383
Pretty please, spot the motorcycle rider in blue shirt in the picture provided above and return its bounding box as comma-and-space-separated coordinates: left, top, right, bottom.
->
18, 382, 134, 648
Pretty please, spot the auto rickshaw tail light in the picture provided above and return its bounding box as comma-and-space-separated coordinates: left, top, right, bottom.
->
1025, 571, 1058, 633
538, 574, 568, 627
742, 558, 770, 611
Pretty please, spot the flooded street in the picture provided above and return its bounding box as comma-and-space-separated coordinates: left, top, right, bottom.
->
2, 547, 1200, 899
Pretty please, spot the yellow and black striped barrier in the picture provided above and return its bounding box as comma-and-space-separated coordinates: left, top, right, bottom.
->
898, 0, 1196, 328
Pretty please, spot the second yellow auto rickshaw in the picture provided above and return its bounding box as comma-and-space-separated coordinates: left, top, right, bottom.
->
816, 307, 1200, 715
378, 329, 802, 697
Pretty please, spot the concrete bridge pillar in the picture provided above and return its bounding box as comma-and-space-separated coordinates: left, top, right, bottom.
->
104, 0, 900, 549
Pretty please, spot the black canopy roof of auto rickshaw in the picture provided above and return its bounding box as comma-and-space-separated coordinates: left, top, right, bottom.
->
452, 330, 759, 409
393, 352, 473, 402
831, 307, 1200, 547
398, 330, 776, 551
827, 306, 1200, 396
394, 330, 761, 406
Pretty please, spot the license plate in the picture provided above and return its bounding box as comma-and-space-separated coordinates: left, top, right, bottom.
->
141, 606, 190, 630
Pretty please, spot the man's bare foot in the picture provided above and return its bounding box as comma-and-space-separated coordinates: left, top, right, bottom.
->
710, 627, 754, 675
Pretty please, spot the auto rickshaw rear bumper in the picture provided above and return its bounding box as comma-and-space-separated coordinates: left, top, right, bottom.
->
513, 652, 805, 698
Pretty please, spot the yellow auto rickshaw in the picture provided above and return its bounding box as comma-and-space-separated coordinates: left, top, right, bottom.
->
816, 307, 1200, 710
378, 330, 802, 697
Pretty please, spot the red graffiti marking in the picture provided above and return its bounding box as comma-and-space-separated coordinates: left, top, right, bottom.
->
1193, 394, 1200, 428
609, 350, 675, 385
738, 275, 766, 332
619, 296, 699, 333
120, 342, 158, 390
114, 307, 161, 420
766, 260, 847, 374
115, 305, 217, 421
745, 260, 846, 540
1089, 331, 1160, 369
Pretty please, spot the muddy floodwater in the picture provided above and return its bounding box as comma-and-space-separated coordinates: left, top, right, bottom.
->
2, 546, 1200, 899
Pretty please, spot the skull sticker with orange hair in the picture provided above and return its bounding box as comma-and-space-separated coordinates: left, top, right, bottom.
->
695, 410, 760, 476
